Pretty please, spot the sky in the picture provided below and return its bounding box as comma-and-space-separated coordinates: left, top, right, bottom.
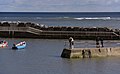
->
0, 0, 120, 12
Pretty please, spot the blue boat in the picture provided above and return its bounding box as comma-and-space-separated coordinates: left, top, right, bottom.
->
12, 41, 26, 50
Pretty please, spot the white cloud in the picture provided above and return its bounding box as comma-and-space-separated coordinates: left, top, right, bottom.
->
0, 0, 120, 12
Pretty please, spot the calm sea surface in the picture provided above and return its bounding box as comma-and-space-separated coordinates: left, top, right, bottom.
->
0, 12, 120, 74
0, 38, 120, 74
0, 12, 120, 28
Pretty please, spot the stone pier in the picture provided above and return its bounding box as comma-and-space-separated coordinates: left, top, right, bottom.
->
0, 21, 120, 39
61, 47, 120, 58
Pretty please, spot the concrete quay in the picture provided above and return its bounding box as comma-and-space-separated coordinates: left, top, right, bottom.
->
61, 47, 120, 58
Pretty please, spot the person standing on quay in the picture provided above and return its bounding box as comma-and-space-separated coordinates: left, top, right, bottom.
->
96, 37, 100, 48
69, 37, 74, 49
100, 38, 104, 47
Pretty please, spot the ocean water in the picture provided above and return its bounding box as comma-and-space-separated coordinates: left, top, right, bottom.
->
0, 38, 120, 74
0, 12, 120, 74
0, 12, 120, 28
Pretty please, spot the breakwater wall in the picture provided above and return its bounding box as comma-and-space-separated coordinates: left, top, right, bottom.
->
61, 47, 120, 58
0, 21, 120, 39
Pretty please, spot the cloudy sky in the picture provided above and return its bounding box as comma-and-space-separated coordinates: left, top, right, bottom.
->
0, 0, 120, 12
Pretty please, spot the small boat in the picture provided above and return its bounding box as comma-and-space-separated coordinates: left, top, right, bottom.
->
0, 40, 8, 48
12, 41, 26, 50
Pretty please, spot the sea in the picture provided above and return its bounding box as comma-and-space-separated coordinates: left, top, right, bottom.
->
0, 12, 120, 28
0, 12, 120, 74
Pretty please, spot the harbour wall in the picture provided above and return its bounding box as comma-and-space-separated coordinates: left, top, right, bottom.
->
61, 47, 120, 58
0, 21, 120, 39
